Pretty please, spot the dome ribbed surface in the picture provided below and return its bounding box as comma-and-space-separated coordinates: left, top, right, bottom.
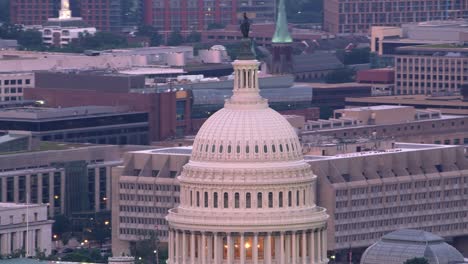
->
191, 107, 302, 162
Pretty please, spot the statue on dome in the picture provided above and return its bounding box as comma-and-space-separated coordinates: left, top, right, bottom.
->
240, 12, 251, 38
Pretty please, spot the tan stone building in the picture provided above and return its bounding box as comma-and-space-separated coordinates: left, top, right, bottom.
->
111, 141, 468, 257
301, 106, 468, 147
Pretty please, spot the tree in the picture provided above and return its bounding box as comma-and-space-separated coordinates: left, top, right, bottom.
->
0, 23, 23, 39
130, 231, 161, 264
324, 67, 355, 83
166, 31, 184, 46
150, 31, 162, 46
186, 31, 201, 43
404, 257, 429, 264
53, 215, 71, 236
337, 47, 371, 65
136, 24, 156, 37
84, 213, 111, 246
17, 30, 43, 50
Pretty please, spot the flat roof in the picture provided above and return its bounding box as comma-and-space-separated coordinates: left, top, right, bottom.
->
341, 105, 411, 111
0, 202, 45, 211
119, 67, 185, 75
346, 95, 468, 107
294, 82, 374, 89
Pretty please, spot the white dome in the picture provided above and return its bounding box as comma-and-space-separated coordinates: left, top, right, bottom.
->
191, 107, 302, 162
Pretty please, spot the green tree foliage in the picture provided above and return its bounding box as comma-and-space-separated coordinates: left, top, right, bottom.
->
52, 215, 71, 236
61, 248, 106, 263
64, 31, 129, 52
17, 30, 43, 50
130, 230, 162, 264
136, 24, 162, 46
84, 213, 111, 246
0, 23, 23, 39
325, 67, 356, 83
167, 31, 184, 46
404, 257, 430, 264
186, 31, 201, 43
337, 48, 371, 65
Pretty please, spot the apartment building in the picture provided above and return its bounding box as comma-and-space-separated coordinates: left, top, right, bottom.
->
324, 0, 468, 34
0, 203, 53, 257
301, 105, 468, 147
0, 73, 35, 102
0, 142, 121, 219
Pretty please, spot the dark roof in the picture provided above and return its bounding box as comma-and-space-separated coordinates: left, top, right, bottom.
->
43, 18, 90, 28
383, 229, 443, 243
293, 52, 343, 73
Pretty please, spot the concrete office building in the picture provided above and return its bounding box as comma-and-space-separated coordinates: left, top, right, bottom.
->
393, 44, 468, 95
0, 203, 53, 257
0, 142, 121, 219
111, 142, 468, 258
324, 0, 468, 34
345, 94, 468, 116
301, 105, 468, 147
0, 106, 149, 145
0, 72, 35, 102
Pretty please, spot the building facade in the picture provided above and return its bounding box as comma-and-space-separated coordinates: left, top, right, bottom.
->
143, 0, 237, 32
0, 106, 149, 145
0, 72, 35, 102
324, 0, 468, 34
10, 0, 59, 26
0, 144, 121, 218
0, 203, 53, 257
301, 106, 468, 147
394, 45, 468, 95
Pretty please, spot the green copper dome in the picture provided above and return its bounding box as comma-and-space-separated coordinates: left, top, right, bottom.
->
272, 0, 293, 43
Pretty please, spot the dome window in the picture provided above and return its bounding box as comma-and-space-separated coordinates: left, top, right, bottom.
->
235, 193, 240, 208
246, 193, 251, 208
224, 192, 229, 208
255, 145, 259, 153
264, 145, 268, 153
257, 193, 263, 208
279, 144, 284, 152
268, 192, 273, 208
286, 144, 290, 151
272, 145, 276, 153
279, 192, 283, 207
219, 145, 223, 153
237, 145, 241, 153
204, 192, 209, 207
196, 191, 200, 207
246, 145, 250, 153
213, 192, 218, 208
212, 145, 216, 153
227, 145, 232, 153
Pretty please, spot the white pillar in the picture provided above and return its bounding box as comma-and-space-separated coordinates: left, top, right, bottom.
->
316, 231, 321, 262
60, 171, 66, 214
280, 232, 285, 264
201, 233, 207, 264
182, 232, 187, 264
207, 235, 213, 264
322, 229, 327, 263
292, 232, 296, 264
227, 233, 233, 264
168, 230, 173, 263
302, 231, 307, 264
175, 231, 180, 264
240, 233, 246, 264
310, 231, 315, 263
266, 233, 272, 263
191, 232, 196, 263
48, 174, 54, 216
94, 168, 100, 212
285, 234, 291, 263
214, 233, 219, 263
26, 174, 31, 203
253, 233, 259, 264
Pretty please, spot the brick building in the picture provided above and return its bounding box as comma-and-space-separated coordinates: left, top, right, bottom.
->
10, 0, 121, 31
324, 0, 468, 34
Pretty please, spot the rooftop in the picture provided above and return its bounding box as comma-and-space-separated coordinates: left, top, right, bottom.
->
346, 95, 468, 108
0, 106, 133, 121
0, 202, 45, 211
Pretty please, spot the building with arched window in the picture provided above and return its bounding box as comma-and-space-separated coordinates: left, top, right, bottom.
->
163, 44, 329, 262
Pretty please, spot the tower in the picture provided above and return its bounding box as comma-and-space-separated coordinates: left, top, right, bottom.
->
59, 0, 72, 20
268, 0, 294, 75
166, 39, 329, 263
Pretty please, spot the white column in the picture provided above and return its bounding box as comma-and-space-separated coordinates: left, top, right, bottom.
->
310, 231, 315, 263
175, 231, 180, 264
240, 233, 246, 264
201, 233, 207, 264
60, 172, 66, 214
48, 174, 54, 216
191, 232, 196, 263
285, 234, 291, 263
322, 229, 327, 263
280, 232, 285, 264
94, 168, 100, 212
214, 233, 219, 263
253, 233, 258, 264
168, 230, 173, 263
26, 174, 31, 203
316, 231, 321, 262
105, 168, 111, 210
207, 235, 213, 264
227, 233, 233, 264
292, 232, 296, 264
182, 232, 187, 264
37, 175, 42, 205
13, 176, 19, 203
266, 233, 272, 263
302, 231, 307, 264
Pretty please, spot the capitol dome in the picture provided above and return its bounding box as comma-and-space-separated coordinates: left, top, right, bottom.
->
167, 53, 328, 263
